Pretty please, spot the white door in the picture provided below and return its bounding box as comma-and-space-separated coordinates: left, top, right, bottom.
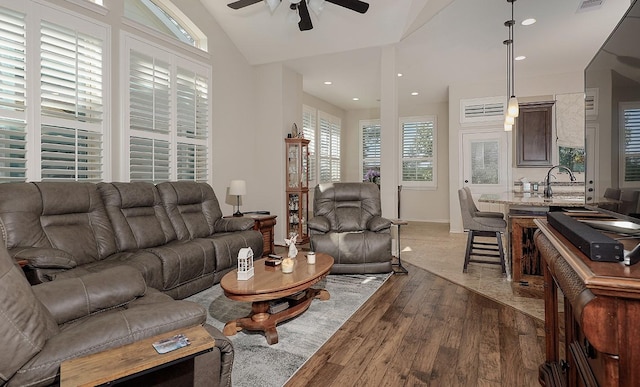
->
461, 130, 510, 195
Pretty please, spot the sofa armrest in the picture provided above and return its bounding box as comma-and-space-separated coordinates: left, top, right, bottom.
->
308, 216, 330, 233
367, 216, 392, 232
213, 217, 255, 233
31, 266, 147, 325
11, 247, 77, 269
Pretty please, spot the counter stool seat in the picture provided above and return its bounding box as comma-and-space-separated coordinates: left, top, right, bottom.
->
458, 188, 506, 273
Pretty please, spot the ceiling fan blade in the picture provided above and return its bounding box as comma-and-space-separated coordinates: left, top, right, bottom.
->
227, 0, 263, 10
298, 1, 313, 31
326, 0, 369, 14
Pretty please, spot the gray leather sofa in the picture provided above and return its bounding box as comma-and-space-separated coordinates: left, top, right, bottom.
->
308, 182, 392, 274
0, 181, 263, 299
0, 239, 233, 387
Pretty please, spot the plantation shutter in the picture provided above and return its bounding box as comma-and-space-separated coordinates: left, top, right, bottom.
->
401, 117, 435, 186
128, 50, 171, 181
624, 107, 640, 182
302, 105, 316, 183
130, 137, 170, 182
129, 51, 170, 135
40, 20, 103, 181
319, 113, 340, 183
361, 120, 380, 180
0, 7, 27, 181
175, 67, 208, 181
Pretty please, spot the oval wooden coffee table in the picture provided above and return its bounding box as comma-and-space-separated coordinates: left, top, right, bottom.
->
220, 253, 334, 345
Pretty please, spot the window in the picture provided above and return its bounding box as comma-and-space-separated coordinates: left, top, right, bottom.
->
0, 3, 108, 182
124, 0, 207, 51
318, 112, 341, 183
302, 105, 316, 184
622, 102, 640, 184
559, 146, 585, 173
360, 119, 381, 181
400, 116, 436, 188
124, 35, 210, 183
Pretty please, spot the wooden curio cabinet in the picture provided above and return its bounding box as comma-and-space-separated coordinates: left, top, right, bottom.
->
285, 138, 309, 244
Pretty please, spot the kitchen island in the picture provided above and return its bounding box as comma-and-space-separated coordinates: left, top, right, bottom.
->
478, 192, 588, 282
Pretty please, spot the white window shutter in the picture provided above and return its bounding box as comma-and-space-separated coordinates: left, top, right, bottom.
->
401, 117, 436, 187
41, 125, 102, 181
623, 106, 640, 182
302, 105, 316, 182
130, 136, 170, 182
0, 7, 27, 182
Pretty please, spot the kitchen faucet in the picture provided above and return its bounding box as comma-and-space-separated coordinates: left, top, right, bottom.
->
544, 165, 576, 198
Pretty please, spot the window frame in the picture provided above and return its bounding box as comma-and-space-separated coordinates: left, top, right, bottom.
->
399, 115, 437, 189
0, 1, 110, 182
121, 32, 211, 183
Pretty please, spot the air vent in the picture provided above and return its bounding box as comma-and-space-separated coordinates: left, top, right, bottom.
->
577, 0, 604, 13
460, 97, 505, 124
585, 88, 598, 117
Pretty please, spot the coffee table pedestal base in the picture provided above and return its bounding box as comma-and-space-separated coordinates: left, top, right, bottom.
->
223, 288, 330, 345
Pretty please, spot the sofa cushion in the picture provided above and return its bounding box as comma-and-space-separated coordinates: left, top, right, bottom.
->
0, 238, 59, 384
314, 182, 383, 232
144, 239, 216, 293
157, 181, 223, 239
98, 182, 178, 251
0, 183, 118, 267
32, 266, 148, 325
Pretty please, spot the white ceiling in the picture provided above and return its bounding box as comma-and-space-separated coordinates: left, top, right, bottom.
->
200, 0, 633, 110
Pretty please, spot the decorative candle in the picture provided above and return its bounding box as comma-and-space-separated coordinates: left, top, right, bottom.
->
281, 258, 294, 273
307, 252, 316, 264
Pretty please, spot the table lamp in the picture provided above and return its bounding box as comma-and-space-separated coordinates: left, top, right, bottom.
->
229, 180, 246, 217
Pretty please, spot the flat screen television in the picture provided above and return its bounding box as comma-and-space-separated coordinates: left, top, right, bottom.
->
585, 0, 640, 226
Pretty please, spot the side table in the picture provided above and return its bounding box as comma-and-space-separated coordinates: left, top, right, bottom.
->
60, 325, 214, 387
390, 219, 408, 274
226, 214, 277, 256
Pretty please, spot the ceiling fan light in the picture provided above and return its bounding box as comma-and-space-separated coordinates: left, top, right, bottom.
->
309, 0, 326, 15
289, 0, 302, 4
508, 96, 520, 117
264, 0, 280, 13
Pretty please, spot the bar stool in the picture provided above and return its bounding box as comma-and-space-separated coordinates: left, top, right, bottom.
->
458, 188, 506, 273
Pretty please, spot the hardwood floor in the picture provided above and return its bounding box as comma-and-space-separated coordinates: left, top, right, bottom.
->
285, 262, 545, 386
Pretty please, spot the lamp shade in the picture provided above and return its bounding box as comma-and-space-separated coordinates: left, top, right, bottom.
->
229, 180, 246, 196
507, 96, 520, 117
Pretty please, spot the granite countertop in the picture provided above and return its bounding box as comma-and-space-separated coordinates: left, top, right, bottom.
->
479, 192, 586, 207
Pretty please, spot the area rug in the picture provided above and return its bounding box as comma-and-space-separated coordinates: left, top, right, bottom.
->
185, 273, 391, 387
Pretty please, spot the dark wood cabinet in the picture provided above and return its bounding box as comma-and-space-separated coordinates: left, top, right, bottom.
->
516, 102, 554, 167
535, 219, 640, 387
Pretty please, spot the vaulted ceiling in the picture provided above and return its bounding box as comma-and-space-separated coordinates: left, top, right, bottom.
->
200, 0, 632, 110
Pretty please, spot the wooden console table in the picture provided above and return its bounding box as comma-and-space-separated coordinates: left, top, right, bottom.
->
60, 326, 214, 387
534, 219, 640, 386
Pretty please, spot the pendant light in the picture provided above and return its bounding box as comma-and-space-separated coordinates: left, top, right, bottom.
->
503, 0, 519, 131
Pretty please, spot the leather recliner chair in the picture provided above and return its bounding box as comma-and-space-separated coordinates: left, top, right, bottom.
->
308, 182, 392, 274
0, 238, 233, 387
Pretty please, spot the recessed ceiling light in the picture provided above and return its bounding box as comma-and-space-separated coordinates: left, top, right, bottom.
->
352, 97, 359, 101
411, 92, 419, 96
522, 18, 536, 26
397, 73, 403, 77
323, 81, 332, 85
515, 55, 526, 61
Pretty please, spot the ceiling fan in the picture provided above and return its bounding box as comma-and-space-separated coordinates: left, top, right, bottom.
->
227, 0, 370, 31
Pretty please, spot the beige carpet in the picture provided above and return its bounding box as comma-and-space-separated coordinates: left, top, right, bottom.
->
397, 221, 545, 321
